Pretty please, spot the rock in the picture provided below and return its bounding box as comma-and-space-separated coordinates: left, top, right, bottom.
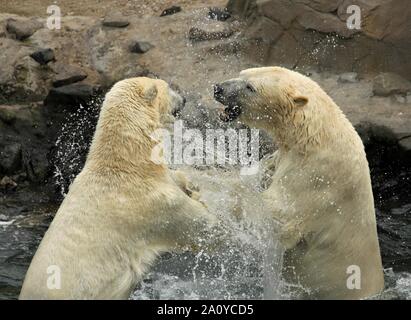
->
244, 16, 283, 43
160, 6, 182, 17
86, 24, 146, 86
52, 64, 88, 87
0, 142, 22, 174
189, 25, 233, 42
338, 0, 411, 47
264, 31, 301, 69
256, 0, 302, 29
229, 0, 411, 78
0, 40, 51, 103
399, 136, 411, 152
208, 7, 231, 21
373, 73, 411, 97
0, 107, 17, 125
0, 176, 18, 191
5, 56, 51, 102
22, 147, 49, 182
129, 41, 154, 54
297, 7, 358, 38
0, 23, 6, 38
45, 83, 100, 107
0, 104, 48, 138
30, 48, 55, 65
355, 122, 398, 146
6, 18, 41, 40
338, 72, 359, 83
394, 95, 407, 104
102, 13, 130, 28
227, 0, 255, 18
300, 0, 341, 13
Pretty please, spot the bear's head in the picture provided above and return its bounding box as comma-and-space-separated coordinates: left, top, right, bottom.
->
105, 77, 185, 127
87, 77, 185, 169
214, 67, 312, 125
214, 67, 343, 150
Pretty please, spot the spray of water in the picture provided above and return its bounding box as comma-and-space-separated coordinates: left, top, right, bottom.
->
52, 97, 102, 197
52, 96, 288, 300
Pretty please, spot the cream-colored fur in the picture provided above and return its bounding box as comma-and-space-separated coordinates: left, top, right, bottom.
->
219, 67, 384, 299
20, 77, 216, 300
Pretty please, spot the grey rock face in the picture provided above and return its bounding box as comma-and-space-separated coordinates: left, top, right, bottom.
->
52, 64, 88, 87
0, 39, 52, 103
228, 0, 411, 78
373, 73, 411, 97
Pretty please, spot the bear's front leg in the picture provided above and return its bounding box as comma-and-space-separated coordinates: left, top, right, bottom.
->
261, 187, 304, 250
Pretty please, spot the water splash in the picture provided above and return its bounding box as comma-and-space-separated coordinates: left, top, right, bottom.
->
132, 167, 287, 300
52, 97, 102, 197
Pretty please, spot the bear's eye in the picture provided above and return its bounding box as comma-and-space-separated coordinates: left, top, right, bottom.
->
246, 83, 256, 92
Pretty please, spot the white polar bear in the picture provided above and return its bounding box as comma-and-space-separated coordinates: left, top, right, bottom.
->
20, 77, 217, 300
214, 67, 384, 299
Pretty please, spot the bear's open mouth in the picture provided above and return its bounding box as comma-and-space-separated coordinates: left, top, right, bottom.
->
213, 84, 242, 122
219, 105, 242, 122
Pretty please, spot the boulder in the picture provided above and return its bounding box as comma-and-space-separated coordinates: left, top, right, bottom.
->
0, 39, 52, 104
129, 40, 154, 54
45, 83, 100, 107
102, 13, 130, 28
30, 48, 55, 65
296, 6, 359, 38
86, 24, 146, 86
52, 64, 88, 87
6, 18, 42, 40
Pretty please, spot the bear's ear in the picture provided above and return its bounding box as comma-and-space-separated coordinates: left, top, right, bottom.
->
293, 96, 308, 107
144, 84, 158, 102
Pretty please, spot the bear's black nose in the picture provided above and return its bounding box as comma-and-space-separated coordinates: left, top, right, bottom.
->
214, 84, 224, 97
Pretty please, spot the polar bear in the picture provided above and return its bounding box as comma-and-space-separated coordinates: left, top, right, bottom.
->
214, 67, 384, 299
20, 77, 217, 300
